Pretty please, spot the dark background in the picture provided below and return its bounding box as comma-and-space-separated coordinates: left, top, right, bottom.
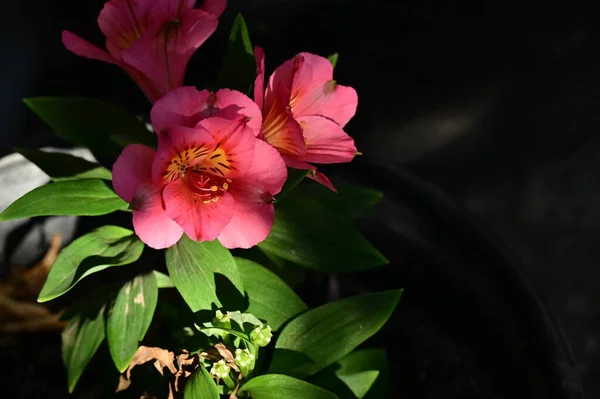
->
2, 0, 599, 397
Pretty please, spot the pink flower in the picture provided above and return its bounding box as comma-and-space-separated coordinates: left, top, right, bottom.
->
62, 0, 226, 103
112, 88, 287, 249
253, 48, 359, 191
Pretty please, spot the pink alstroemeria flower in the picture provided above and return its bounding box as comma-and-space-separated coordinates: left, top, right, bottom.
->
112, 86, 286, 249
253, 48, 359, 191
62, 0, 226, 103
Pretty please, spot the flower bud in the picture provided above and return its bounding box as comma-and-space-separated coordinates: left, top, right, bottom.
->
234, 348, 256, 368
210, 359, 231, 379
250, 324, 272, 347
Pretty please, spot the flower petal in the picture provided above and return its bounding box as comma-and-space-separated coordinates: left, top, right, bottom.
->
151, 86, 212, 131
121, 9, 218, 101
297, 115, 357, 164
112, 144, 156, 203
294, 52, 334, 88
195, 117, 256, 179
218, 202, 274, 249
307, 170, 337, 192
292, 80, 358, 128
151, 87, 261, 133
98, 0, 155, 52
212, 89, 262, 135
163, 178, 235, 242
218, 141, 286, 249
199, 0, 227, 16
131, 184, 183, 249
253, 46, 265, 110
152, 125, 216, 184
261, 89, 307, 156
62, 31, 117, 64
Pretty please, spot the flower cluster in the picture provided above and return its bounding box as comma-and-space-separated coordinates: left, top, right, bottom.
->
65, 0, 359, 249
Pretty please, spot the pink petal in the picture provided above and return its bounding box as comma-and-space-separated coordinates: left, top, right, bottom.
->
213, 89, 262, 135
261, 88, 307, 156
239, 140, 287, 195
264, 57, 294, 111
297, 115, 357, 164
163, 178, 235, 242
62, 31, 117, 65
199, 0, 227, 16
307, 170, 337, 192
151, 87, 261, 133
121, 9, 218, 101
112, 144, 156, 203
195, 117, 256, 178
131, 184, 183, 249
218, 140, 286, 249
253, 46, 265, 110
151, 86, 212, 131
152, 125, 216, 184
292, 81, 358, 128
295, 52, 334, 88
218, 201, 274, 249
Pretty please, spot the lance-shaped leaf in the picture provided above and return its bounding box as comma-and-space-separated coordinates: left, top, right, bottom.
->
165, 236, 243, 312
107, 272, 158, 372
235, 257, 307, 330
184, 364, 219, 399
293, 183, 382, 220
0, 179, 128, 222
238, 374, 338, 399
218, 13, 255, 94
310, 349, 389, 399
269, 290, 402, 378
15, 148, 112, 181
38, 226, 144, 302
23, 97, 155, 155
62, 303, 106, 393
258, 195, 387, 272
328, 53, 339, 68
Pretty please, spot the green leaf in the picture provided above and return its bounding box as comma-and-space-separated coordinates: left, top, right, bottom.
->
239, 374, 338, 399
311, 349, 389, 399
184, 364, 219, 399
235, 257, 307, 330
153, 270, 175, 288
107, 272, 158, 372
15, 148, 112, 181
294, 183, 382, 220
218, 13, 255, 94
327, 53, 339, 68
277, 168, 309, 201
62, 303, 106, 393
258, 195, 387, 272
23, 97, 155, 156
38, 226, 144, 302
0, 179, 128, 222
165, 236, 243, 312
269, 290, 402, 378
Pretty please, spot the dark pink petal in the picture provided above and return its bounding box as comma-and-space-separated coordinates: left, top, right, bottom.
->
253, 46, 265, 110
261, 88, 307, 156
131, 184, 183, 249
218, 201, 274, 249
112, 144, 156, 203
121, 9, 218, 101
195, 117, 256, 178
151, 86, 212, 131
297, 115, 357, 164
199, 0, 227, 16
62, 31, 117, 65
152, 125, 216, 184
292, 81, 358, 128
278, 155, 338, 192
147, 0, 196, 26
98, 0, 155, 52
163, 178, 235, 242
264, 57, 294, 111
